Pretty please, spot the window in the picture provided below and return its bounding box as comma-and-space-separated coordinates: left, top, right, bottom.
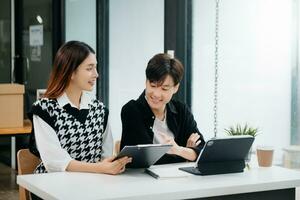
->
192, 0, 295, 164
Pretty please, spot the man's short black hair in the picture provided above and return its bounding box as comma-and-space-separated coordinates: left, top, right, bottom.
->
146, 53, 184, 86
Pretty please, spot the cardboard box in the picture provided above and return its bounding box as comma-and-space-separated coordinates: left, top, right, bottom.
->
0, 84, 25, 128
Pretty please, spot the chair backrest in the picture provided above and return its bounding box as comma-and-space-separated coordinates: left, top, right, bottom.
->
17, 149, 41, 200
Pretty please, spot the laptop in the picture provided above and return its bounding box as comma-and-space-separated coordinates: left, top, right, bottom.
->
179, 136, 254, 175
114, 144, 172, 168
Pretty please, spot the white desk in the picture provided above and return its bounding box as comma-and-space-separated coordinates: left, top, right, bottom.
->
17, 163, 300, 200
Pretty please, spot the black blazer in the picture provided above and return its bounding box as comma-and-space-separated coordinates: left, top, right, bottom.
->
120, 91, 205, 164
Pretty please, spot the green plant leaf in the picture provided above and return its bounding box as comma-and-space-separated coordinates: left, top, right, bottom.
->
224, 123, 259, 137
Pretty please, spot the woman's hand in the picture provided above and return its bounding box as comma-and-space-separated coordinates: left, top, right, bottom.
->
186, 133, 201, 148
98, 156, 132, 175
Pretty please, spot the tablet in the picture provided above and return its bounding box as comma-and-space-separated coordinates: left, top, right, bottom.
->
114, 144, 172, 168
197, 135, 254, 163
180, 136, 254, 175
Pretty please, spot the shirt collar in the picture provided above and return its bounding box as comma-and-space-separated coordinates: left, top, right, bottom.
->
57, 92, 93, 110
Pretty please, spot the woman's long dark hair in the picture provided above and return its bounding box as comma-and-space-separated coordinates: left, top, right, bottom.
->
44, 41, 95, 98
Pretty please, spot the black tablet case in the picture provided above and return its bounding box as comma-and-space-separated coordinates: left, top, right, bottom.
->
180, 136, 254, 175
116, 144, 172, 168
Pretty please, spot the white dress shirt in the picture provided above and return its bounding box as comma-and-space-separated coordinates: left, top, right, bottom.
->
33, 92, 113, 172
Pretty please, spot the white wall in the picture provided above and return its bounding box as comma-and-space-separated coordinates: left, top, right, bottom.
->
192, 0, 293, 163
109, 0, 164, 141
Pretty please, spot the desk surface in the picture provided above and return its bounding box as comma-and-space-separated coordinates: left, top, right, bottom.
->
0, 119, 32, 135
17, 163, 300, 200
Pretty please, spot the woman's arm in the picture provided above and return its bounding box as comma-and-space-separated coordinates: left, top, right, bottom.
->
33, 115, 131, 174
33, 115, 72, 172
101, 119, 113, 159
66, 156, 132, 175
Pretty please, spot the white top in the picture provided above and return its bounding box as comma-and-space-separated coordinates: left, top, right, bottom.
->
17, 164, 300, 200
33, 92, 113, 172
152, 113, 175, 144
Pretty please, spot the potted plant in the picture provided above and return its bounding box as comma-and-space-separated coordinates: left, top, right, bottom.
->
224, 123, 259, 166
224, 124, 259, 137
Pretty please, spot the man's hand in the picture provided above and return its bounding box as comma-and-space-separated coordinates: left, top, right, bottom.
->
186, 133, 201, 148
159, 132, 180, 155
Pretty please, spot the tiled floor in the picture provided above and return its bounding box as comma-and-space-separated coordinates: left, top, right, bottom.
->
0, 162, 18, 200
1, 161, 300, 200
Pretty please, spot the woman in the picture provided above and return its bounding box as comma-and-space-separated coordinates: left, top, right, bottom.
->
120, 53, 205, 164
31, 41, 131, 175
